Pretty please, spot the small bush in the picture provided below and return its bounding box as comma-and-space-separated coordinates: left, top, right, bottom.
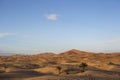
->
56, 66, 62, 74
79, 62, 88, 72
108, 62, 115, 65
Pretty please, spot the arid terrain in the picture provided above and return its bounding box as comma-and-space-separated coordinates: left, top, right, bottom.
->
0, 49, 120, 80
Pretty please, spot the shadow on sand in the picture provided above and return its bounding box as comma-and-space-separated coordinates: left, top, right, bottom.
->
0, 70, 53, 80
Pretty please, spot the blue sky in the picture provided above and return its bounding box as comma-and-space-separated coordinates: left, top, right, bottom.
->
0, 0, 120, 54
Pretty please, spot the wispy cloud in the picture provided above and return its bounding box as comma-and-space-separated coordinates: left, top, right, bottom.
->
105, 38, 120, 44
45, 14, 59, 20
0, 32, 15, 38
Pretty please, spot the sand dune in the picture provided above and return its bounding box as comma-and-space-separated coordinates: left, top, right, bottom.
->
0, 49, 120, 80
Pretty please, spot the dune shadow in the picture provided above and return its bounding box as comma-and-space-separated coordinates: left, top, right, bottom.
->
70, 75, 120, 80
0, 70, 53, 80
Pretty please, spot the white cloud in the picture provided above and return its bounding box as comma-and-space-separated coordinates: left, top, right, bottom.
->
45, 14, 59, 20
0, 32, 15, 38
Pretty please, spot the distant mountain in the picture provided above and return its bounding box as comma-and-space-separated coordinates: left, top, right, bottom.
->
0, 52, 16, 56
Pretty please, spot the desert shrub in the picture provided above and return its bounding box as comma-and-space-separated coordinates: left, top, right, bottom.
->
79, 62, 88, 72
56, 66, 62, 74
108, 62, 115, 65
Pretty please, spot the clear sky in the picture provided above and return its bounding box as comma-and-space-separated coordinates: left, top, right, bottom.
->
0, 0, 120, 54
